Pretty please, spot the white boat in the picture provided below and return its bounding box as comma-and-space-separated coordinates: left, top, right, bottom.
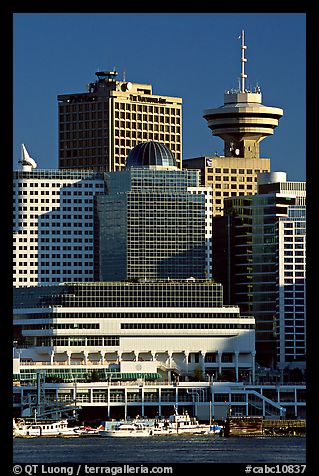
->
153, 410, 223, 435
13, 418, 81, 438
99, 422, 153, 437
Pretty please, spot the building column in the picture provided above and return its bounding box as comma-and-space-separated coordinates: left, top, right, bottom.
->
72, 382, 77, 402
217, 351, 222, 376
50, 350, 55, 365
151, 351, 156, 362
167, 352, 173, 383
201, 351, 206, 375
107, 386, 111, 418
83, 351, 89, 366
100, 351, 106, 365
184, 352, 189, 374
141, 387, 145, 417
158, 387, 162, 417
251, 351, 256, 384
234, 351, 239, 382
66, 351, 71, 366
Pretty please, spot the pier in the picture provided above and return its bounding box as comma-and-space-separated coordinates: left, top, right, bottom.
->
224, 417, 306, 437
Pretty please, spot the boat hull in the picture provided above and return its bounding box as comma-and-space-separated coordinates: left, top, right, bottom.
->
99, 430, 151, 437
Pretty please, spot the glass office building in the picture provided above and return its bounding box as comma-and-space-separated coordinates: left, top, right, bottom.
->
96, 142, 207, 281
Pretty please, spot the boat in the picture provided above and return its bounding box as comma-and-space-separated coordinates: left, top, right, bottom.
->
98, 410, 224, 437
13, 418, 81, 438
13, 370, 82, 438
74, 424, 105, 436
152, 410, 223, 435
99, 422, 153, 437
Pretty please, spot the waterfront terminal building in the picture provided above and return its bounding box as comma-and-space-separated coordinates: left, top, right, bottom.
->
13, 280, 305, 420
13, 280, 256, 383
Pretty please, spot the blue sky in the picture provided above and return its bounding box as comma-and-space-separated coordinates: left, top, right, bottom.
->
13, 13, 306, 180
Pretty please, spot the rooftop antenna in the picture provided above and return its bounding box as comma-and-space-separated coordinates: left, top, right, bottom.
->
123, 69, 126, 82
239, 30, 247, 93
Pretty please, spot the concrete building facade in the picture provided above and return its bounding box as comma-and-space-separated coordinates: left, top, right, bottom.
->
13, 163, 105, 287
183, 155, 270, 216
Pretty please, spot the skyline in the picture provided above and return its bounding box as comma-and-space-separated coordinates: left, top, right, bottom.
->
13, 12, 306, 180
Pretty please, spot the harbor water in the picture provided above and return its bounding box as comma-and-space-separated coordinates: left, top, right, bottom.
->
13, 435, 306, 464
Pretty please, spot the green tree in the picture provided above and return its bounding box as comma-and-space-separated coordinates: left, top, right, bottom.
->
193, 367, 205, 381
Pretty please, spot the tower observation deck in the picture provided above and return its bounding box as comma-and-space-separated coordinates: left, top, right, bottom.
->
203, 30, 283, 159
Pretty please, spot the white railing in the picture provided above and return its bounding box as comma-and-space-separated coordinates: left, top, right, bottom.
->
19, 360, 115, 367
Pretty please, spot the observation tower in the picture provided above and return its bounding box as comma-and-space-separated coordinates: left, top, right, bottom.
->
203, 30, 283, 159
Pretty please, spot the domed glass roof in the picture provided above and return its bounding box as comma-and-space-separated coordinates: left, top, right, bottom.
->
125, 141, 177, 169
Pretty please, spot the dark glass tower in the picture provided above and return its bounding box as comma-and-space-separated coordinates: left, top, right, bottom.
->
96, 141, 206, 281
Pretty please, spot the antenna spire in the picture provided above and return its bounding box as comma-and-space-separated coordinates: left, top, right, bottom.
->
240, 30, 248, 92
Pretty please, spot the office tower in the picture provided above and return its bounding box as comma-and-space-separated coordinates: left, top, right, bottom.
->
58, 70, 182, 172
212, 172, 306, 371
13, 145, 105, 287
183, 31, 282, 217
96, 141, 211, 281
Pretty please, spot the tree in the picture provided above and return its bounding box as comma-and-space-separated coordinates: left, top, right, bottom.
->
86, 370, 101, 382
193, 367, 205, 381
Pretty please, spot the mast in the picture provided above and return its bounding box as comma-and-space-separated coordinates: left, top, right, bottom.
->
240, 29, 248, 92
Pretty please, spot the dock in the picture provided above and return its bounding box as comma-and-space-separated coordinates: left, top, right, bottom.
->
224, 417, 306, 437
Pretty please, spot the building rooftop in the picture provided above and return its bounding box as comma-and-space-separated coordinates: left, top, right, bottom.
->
125, 141, 177, 169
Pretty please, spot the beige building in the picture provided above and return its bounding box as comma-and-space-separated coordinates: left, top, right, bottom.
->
183, 156, 270, 216
58, 71, 182, 171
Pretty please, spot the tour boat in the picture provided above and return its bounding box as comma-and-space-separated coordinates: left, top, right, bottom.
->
13, 418, 81, 437
153, 410, 223, 435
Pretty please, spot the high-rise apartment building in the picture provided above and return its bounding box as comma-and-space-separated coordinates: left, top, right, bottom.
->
96, 141, 211, 281
13, 147, 105, 287
58, 71, 182, 172
212, 172, 306, 371
183, 31, 282, 217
